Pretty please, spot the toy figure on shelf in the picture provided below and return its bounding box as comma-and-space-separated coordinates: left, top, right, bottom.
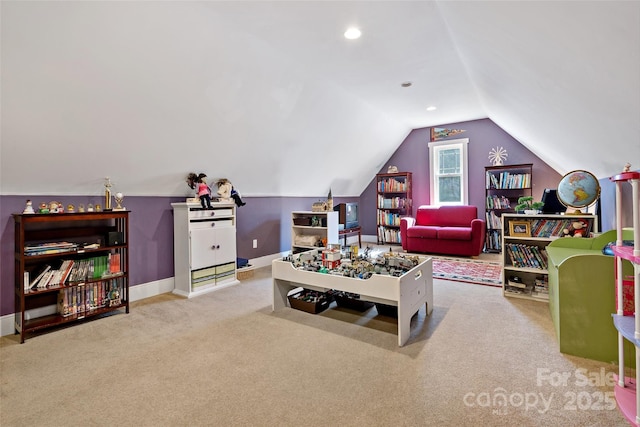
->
187, 172, 213, 209
23, 200, 35, 214
216, 178, 246, 207
563, 219, 589, 238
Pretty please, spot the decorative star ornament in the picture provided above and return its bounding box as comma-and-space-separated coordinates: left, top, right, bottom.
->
488, 146, 508, 166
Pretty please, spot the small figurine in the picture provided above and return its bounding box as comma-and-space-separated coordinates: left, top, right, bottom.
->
623, 163, 632, 173
87, 203, 94, 212
187, 172, 212, 209
49, 201, 60, 213
78, 204, 85, 213
216, 178, 245, 207
23, 200, 35, 214
39, 203, 49, 214
67, 204, 75, 213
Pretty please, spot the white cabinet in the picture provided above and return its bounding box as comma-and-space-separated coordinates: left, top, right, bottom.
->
291, 211, 339, 254
172, 202, 239, 298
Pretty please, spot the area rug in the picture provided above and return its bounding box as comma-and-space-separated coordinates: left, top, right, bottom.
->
431, 256, 503, 287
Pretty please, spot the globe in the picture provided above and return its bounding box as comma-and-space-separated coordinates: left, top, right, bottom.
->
557, 170, 601, 211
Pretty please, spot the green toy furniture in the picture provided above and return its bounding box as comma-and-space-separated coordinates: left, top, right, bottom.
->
546, 229, 634, 365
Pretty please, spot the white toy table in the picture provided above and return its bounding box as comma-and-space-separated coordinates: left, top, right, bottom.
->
272, 254, 433, 346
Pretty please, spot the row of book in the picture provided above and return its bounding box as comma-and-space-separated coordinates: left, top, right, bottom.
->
26, 254, 122, 291
377, 178, 408, 193
485, 211, 502, 230
485, 230, 502, 251
377, 211, 403, 227
486, 195, 511, 210
377, 226, 401, 244
529, 218, 590, 238
57, 279, 123, 317
377, 196, 409, 209
486, 172, 531, 190
505, 243, 548, 270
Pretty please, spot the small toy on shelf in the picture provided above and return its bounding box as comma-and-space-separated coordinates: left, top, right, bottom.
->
187, 172, 213, 209
623, 162, 631, 173
216, 178, 245, 207
563, 219, 589, 238
23, 200, 35, 214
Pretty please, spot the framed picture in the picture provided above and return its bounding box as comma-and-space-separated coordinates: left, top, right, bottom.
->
509, 221, 531, 237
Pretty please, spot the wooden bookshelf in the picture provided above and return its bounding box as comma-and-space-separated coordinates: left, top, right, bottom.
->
13, 211, 130, 343
376, 172, 412, 245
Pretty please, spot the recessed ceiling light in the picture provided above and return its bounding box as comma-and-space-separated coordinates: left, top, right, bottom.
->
401, 82, 412, 88
426, 106, 437, 111
344, 28, 361, 40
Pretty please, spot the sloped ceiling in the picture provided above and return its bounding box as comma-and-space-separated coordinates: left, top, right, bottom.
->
1, 1, 638, 197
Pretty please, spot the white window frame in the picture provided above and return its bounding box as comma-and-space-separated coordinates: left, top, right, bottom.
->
428, 138, 469, 205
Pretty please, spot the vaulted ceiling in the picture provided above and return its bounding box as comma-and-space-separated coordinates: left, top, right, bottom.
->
1, 1, 638, 197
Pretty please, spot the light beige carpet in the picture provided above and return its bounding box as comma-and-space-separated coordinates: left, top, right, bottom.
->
0, 266, 631, 426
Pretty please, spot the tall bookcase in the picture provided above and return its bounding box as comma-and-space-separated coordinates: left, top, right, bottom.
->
485, 163, 532, 253
376, 172, 412, 245
501, 213, 597, 302
610, 171, 640, 425
13, 211, 130, 343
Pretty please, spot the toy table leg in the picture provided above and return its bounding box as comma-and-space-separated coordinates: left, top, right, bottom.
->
273, 278, 294, 311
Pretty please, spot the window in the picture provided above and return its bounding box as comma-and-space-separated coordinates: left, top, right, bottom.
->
428, 138, 469, 205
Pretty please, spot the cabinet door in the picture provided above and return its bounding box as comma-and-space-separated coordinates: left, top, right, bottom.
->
190, 226, 236, 269
190, 228, 218, 270
213, 226, 236, 265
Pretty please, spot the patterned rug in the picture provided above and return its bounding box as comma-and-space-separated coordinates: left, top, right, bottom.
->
431, 256, 503, 287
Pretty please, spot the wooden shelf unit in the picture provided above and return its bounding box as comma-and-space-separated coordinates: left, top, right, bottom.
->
13, 211, 130, 343
485, 163, 532, 253
501, 213, 597, 302
610, 171, 640, 426
291, 211, 339, 254
376, 172, 412, 245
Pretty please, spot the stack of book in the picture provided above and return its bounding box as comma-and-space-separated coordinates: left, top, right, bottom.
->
25, 242, 78, 256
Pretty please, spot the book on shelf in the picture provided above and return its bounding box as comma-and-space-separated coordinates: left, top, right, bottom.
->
24, 241, 78, 256
27, 265, 52, 290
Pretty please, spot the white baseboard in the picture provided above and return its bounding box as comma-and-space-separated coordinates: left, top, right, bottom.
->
130, 277, 175, 301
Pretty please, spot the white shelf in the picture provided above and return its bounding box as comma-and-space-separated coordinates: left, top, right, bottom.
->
611, 172, 640, 426
501, 213, 597, 302
291, 211, 338, 254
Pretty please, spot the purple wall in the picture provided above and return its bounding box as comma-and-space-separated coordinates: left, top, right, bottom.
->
360, 119, 563, 236
0, 196, 181, 315
3, 118, 628, 318
0, 194, 359, 315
